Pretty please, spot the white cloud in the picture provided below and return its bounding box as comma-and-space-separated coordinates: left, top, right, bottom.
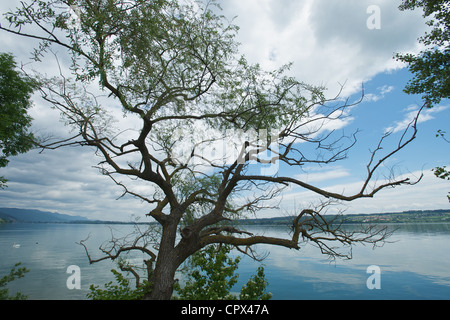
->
338, 169, 450, 214
0, 147, 150, 221
259, 168, 449, 218
386, 105, 450, 133
221, 0, 428, 97
380, 85, 395, 95
364, 85, 395, 102
294, 166, 351, 184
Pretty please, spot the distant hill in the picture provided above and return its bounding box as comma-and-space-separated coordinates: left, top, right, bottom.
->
1, 207, 449, 225
0, 208, 89, 223
238, 209, 450, 225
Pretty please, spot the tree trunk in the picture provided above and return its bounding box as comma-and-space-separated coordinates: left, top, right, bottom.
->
146, 258, 177, 300
144, 222, 204, 300
144, 220, 176, 300
144, 218, 196, 300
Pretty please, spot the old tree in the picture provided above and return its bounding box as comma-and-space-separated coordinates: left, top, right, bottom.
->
1, 0, 423, 299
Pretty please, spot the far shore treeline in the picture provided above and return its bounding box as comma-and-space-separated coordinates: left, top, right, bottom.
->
1, 207, 449, 225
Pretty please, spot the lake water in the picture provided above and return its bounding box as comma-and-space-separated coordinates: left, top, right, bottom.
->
1, 222, 450, 300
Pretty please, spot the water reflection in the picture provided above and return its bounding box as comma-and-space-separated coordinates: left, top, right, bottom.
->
0, 223, 120, 300
1, 222, 450, 299
237, 223, 450, 299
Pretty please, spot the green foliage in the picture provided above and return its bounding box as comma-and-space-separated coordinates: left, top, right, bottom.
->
434, 166, 450, 181
0, 262, 29, 300
174, 244, 240, 300
87, 269, 151, 300
239, 266, 272, 300
2, 0, 324, 142
433, 165, 450, 202
88, 245, 272, 300
174, 244, 272, 300
0, 52, 36, 188
396, 0, 450, 105
434, 128, 450, 202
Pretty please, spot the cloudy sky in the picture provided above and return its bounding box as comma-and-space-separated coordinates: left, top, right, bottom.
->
0, 0, 449, 221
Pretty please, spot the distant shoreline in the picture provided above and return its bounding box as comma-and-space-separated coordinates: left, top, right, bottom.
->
237, 209, 450, 226
1, 209, 449, 225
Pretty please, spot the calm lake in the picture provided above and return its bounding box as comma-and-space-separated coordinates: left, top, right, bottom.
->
1, 222, 450, 300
